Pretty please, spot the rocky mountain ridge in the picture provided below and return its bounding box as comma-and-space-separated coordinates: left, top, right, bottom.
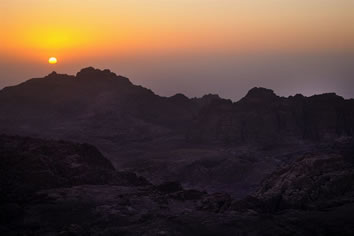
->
1, 68, 354, 235
188, 87, 354, 145
1, 68, 353, 148
1, 67, 353, 197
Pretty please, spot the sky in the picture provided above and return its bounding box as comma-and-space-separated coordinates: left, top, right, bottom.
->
1, 0, 354, 100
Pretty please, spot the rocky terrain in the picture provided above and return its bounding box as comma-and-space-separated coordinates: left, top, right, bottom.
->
1, 135, 354, 235
1, 68, 353, 196
0, 135, 148, 203
255, 138, 354, 210
0, 68, 354, 235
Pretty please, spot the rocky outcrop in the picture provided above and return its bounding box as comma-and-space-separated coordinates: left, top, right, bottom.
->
0, 135, 149, 203
255, 138, 354, 210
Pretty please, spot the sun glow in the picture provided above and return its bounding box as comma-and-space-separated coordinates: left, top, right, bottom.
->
1, 0, 353, 63
48, 57, 57, 64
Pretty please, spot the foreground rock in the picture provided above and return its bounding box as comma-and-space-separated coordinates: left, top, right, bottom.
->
254, 138, 354, 211
0, 135, 149, 203
1, 135, 354, 235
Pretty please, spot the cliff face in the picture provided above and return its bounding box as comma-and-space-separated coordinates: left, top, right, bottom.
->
188, 88, 354, 146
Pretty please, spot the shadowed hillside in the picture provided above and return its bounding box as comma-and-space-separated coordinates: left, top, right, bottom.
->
1, 135, 353, 235
0, 67, 353, 197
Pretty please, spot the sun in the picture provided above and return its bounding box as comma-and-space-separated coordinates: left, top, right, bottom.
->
48, 57, 57, 64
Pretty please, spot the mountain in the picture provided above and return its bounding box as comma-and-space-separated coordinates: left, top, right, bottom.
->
1, 68, 353, 147
188, 87, 354, 146
1, 68, 354, 235
0, 67, 353, 197
0, 67, 218, 138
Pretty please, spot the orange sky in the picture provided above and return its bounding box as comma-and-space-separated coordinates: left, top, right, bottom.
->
1, 0, 354, 62
1, 0, 354, 100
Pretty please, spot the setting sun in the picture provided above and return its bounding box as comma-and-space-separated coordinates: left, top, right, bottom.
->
48, 57, 57, 64
1, 0, 354, 235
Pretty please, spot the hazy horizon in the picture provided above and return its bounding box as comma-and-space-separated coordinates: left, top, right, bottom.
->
1, 0, 354, 100
1, 52, 354, 101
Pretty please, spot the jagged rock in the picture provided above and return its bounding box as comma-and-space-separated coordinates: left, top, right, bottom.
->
255, 138, 354, 210
240, 87, 278, 104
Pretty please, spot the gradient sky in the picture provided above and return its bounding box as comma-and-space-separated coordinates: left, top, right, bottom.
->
1, 0, 354, 100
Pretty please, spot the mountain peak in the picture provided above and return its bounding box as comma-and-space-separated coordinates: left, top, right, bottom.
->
46, 71, 58, 79
171, 93, 189, 100
45, 71, 58, 78
246, 87, 276, 97
45, 71, 74, 80
241, 87, 278, 103
76, 67, 117, 80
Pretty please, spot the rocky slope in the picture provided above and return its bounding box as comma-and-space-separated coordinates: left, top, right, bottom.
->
0, 67, 353, 198
1, 135, 354, 235
1, 68, 354, 235
0, 135, 149, 203
254, 138, 354, 211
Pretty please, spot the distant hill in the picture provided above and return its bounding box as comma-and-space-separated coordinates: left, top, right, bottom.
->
188, 87, 354, 145
0, 67, 353, 148
0, 67, 221, 145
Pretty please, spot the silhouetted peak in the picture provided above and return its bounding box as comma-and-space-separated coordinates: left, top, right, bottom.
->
201, 94, 221, 100
310, 93, 341, 99
74, 67, 132, 87
45, 71, 73, 80
241, 87, 278, 103
76, 67, 117, 80
294, 93, 305, 98
169, 93, 190, 105
308, 93, 344, 104
246, 87, 276, 97
192, 94, 224, 107
171, 93, 189, 100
